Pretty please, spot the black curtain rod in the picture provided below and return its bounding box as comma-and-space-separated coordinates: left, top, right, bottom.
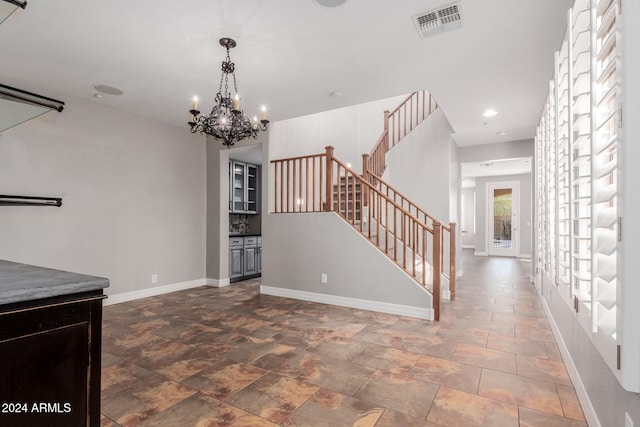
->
3, 0, 27, 9
0, 195, 62, 207
0, 84, 64, 112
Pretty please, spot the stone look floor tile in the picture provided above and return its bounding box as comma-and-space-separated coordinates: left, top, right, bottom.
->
487, 334, 549, 359
101, 374, 197, 427
557, 384, 587, 422
427, 386, 519, 427
479, 369, 564, 416
519, 407, 588, 427
225, 372, 319, 424
354, 370, 438, 419
101, 251, 587, 426
411, 354, 482, 394
352, 344, 421, 376
374, 409, 440, 427
284, 389, 384, 427
181, 359, 267, 400
516, 354, 573, 386
453, 343, 517, 374
101, 362, 155, 398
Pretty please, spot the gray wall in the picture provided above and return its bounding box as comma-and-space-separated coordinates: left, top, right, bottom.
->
205, 140, 229, 282
263, 212, 432, 311
0, 96, 206, 296
475, 174, 532, 258
458, 139, 534, 163
384, 109, 456, 223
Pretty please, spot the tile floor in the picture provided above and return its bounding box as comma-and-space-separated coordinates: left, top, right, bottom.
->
100, 250, 587, 426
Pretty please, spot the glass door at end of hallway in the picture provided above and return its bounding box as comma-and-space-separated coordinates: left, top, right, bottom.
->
488, 182, 519, 257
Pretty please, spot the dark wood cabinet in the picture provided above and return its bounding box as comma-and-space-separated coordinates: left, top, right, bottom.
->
0, 290, 105, 427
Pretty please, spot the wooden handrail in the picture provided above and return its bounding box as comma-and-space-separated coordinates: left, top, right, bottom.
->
388, 92, 416, 116
333, 157, 434, 232
365, 171, 437, 224
364, 90, 438, 177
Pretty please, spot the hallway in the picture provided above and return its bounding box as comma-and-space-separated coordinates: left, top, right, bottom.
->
100, 250, 586, 426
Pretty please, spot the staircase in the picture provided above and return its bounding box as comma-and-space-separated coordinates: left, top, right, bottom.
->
333, 176, 361, 221
270, 90, 455, 321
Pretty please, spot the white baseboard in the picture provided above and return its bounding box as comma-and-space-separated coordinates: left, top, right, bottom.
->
260, 285, 434, 320
104, 278, 206, 306
206, 278, 230, 288
462, 245, 475, 249
541, 298, 600, 427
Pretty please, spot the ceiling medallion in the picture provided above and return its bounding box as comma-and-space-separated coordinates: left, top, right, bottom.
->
188, 38, 269, 147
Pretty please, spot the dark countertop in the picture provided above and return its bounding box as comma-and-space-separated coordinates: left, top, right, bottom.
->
0, 260, 109, 306
229, 233, 262, 237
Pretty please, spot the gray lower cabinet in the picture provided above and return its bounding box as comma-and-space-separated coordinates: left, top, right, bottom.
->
229, 237, 244, 280
229, 236, 261, 281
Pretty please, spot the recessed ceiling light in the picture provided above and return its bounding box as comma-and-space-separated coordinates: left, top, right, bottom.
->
313, 0, 347, 7
330, 91, 344, 98
496, 131, 507, 136
94, 84, 124, 96
483, 109, 498, 117
93, 93, 103, 99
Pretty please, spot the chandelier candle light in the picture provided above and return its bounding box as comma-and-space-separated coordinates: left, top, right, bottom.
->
188, 37, 269, 147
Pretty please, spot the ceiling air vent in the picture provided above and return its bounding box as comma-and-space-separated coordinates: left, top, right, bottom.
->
412, 1, 464, 39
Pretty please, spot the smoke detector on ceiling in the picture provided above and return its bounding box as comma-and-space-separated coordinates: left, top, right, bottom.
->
412, 1, 464, 39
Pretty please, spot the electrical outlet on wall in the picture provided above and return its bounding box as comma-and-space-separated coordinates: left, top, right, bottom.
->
151, 274, 158, 284
321, 273, 328, 284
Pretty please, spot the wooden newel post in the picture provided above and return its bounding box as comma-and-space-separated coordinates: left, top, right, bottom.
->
433, 221, 442, 321
361, 154, 369, 208
449, 222, 456, 301
325, 146, 334, 212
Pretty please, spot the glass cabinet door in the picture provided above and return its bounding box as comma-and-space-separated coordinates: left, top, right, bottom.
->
232, 161, 246, 212
246, 164, 258, 214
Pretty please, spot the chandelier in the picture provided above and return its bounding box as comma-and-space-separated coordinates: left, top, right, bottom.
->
188, 38, 269, 147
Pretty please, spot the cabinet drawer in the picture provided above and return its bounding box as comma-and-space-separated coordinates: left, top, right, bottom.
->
229, 237, 244, 247
244, 236, 257, 246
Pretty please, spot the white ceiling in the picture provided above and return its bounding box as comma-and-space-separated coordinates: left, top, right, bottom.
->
0, 0, 571, 148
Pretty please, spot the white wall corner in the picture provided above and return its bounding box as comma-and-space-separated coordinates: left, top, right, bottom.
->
207, 278, 230, 288
104, 278, 206, 306
260, 285, 434, 321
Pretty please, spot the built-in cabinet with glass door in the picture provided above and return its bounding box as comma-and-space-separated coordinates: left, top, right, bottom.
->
230, 160, 259, 214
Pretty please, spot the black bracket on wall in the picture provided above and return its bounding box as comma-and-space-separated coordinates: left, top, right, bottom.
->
0, 195, 62, 207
